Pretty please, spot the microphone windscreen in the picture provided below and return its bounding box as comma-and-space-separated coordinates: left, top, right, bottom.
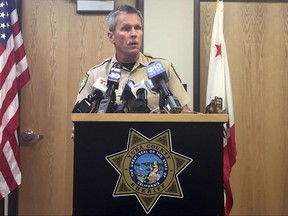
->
93, 77, 108, 92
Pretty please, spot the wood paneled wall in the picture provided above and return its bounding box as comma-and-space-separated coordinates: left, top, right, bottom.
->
18, 0, 288, 215
200, 2, 288, 215
19, 0, 135, 215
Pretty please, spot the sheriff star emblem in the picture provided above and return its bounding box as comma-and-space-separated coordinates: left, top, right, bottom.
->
106, 128, 193, 214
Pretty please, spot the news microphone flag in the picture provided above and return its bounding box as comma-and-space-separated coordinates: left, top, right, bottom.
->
205, 0, 236, 215
0, 0, 30, 199
146, 61, 165, 78
146, 61, 169, 86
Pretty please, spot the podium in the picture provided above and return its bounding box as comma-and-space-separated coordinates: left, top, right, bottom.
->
72, 113, 228, 215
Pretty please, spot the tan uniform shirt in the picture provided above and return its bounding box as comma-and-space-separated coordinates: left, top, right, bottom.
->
76, 53, 191, 111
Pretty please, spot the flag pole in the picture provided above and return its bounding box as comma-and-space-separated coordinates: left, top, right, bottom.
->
4, 196, 8, 216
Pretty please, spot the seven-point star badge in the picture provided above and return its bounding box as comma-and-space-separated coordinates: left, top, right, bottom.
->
106, 128, 193, 214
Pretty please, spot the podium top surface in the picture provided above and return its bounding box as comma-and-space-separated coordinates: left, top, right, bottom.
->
71, 113, 228, 123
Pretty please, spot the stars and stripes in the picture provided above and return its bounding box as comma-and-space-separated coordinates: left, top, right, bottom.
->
0, 0, 30, 199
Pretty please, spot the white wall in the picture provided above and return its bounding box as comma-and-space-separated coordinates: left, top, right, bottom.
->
143, 0, 194, 108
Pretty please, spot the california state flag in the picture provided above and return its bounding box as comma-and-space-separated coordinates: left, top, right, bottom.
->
205, 0, 237, 215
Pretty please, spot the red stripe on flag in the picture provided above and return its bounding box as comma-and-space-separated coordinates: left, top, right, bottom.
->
1, 110, 21, 160
228, 125, 236, 168
0, 149, 19, 196
0, 116, 21, 192
0, 49, 15, 90
15, 44, 27, 64
0, 81, 18, 125
0, 0, 30, 199
12, 19, 20, 38
16, 68, 30, 90
205, 1, 237, 215
224, 177, 233, 216
224, 125, 236, 183
0, 45, 5, 56
223, 124, 236, 215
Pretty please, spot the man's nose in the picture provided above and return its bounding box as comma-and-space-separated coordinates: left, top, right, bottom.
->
131, 28, 137, 36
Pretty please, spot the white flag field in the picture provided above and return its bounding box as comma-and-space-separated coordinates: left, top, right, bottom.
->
205, 0, 237, 215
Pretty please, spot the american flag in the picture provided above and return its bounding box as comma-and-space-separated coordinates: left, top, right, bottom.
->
0, 0, 30, 199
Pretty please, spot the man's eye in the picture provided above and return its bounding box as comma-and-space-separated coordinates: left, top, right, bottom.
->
122, 26, 131, 31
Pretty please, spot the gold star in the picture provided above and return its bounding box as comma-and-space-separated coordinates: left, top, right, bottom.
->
106, 129, 192, 214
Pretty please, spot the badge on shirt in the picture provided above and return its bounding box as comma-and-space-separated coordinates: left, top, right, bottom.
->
79, 74, 89, 93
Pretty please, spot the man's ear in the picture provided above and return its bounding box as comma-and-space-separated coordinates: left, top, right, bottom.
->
107, 32, 114, 44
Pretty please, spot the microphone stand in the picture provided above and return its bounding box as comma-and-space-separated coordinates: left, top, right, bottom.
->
159, 91, 166, 113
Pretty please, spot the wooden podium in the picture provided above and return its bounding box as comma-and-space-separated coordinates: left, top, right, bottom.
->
72, 113, 228, 215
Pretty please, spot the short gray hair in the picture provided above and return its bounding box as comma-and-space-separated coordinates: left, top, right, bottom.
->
107, 5, 143, 32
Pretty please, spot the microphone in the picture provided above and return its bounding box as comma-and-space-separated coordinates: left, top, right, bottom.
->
133, 88, 150, 113
72, 99, 91, 113
130, 80, 150, 98
120, 79, 135, 101
88, 89, 104, 112
93, 77, 108, 92
146, 61, 183, 113
130, 80, 151, 113
72, 89, 104, 113
97, 62, 122, 113
115, 80, 135, 113
106, 62, 122, 100
145, 79, 157, 92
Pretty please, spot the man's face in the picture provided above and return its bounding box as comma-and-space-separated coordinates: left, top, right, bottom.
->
108, 13, 143, 63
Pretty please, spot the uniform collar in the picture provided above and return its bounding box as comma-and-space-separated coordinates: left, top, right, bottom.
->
111, 53, 149, 66
137, 52, 150, 67
111, 52, 149, 72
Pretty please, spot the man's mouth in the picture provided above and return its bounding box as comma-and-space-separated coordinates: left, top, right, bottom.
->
128, 41, 138, 46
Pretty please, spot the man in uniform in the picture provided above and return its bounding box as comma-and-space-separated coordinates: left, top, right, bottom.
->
75, 4, 191, 112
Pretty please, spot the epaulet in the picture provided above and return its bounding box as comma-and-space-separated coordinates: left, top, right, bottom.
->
90, 57, 112, 70
143, 53, 167, 61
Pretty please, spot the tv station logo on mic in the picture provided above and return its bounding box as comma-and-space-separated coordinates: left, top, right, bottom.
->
146, 61, 165, 78
93, 77, 108, 92
106, 129, 193, 214
108, 67, 121, 82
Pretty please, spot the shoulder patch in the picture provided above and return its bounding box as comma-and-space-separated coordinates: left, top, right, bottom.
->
79, 74, 89, 93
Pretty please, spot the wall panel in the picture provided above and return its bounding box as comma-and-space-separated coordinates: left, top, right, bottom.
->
200, 2, 288, 215
19, 0, 135, 214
